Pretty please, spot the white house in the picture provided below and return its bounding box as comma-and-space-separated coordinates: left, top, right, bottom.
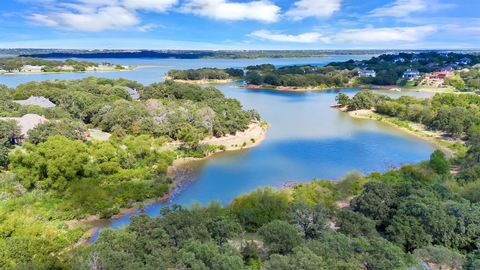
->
358, 69, 376, 77
402, 69, 421, 80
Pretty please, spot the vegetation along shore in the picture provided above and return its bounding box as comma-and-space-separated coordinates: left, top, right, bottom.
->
0, 77, 266, 268
334, 90, 479, 156
0, 57, 134, 75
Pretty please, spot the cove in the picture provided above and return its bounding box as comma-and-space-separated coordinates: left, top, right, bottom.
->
0, 56, 435, 237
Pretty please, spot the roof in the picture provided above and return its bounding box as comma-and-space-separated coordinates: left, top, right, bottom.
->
14, 96, 56, 108
0, 114, 47, 137
123, 86, 140, 100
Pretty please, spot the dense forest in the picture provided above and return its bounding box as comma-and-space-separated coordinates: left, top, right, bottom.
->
169, 64, 358, 89
0, 58, 121, 72
167, 68, 244, 81
0, 78, 260, 269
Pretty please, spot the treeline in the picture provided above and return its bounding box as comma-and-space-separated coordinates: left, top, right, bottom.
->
243, 64, 357, 88
69, 150, 480, 270
456, 68, 480, 91
0, 57, 112, 72
0, 78, 260, 269
167, 68, 244, 80
329, 52, 480, 87
15, 49, 387, 59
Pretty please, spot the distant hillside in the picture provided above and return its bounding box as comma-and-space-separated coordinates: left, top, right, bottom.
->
6, 49, 443, 59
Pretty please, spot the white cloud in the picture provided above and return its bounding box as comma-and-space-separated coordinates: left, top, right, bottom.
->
137, 23, 161, 32
249, 25, 437, 44
181, 0, 280, 22
30, 5, 140, 32
334, 25, 437, 42
249, 30, 328, 43
286, 0, 342, 20
369, 0, 428, 17
29, 14, 60, 27
122, 0, 178, 12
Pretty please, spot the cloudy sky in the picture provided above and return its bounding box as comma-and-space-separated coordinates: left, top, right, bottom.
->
0, 0, 479, 49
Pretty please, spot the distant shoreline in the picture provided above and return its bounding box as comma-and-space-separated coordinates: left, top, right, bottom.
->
0, 66, 140, 76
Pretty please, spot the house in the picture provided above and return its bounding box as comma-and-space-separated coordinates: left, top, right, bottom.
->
426, 71, 454, 79
14, 96, 56, 108
440, 66, 455, 72
457, 57, 472, 66
20, 65, 43, 73
123, 86, 140, 100
394, 57, 406, 63
402, 69, 421, 80
358, 69, 376, 77
0, 114, 47, 144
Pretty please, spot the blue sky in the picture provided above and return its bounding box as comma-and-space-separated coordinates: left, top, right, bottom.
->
0, 0, 479, 49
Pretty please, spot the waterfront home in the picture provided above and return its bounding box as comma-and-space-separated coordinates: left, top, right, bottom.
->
20, 65, 43, 73
14, 96, 56, 108
426, 71, 454, 80
358, 69, 376, 77
0, 114, 47, 144
402, 69, 421, 80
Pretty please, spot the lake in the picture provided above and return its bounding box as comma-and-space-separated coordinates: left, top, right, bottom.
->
0, 55, 435, 234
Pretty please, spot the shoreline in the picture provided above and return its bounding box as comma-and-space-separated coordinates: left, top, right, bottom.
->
240, 84, 347, 92
76, 121, 269, 240
342, 108, 462, 157
164, 76, 241, 85
0, 66, 141, 76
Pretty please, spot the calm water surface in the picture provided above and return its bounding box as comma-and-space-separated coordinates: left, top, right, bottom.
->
0, 56, 435, 234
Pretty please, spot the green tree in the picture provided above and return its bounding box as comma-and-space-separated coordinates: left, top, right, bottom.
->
229, 188, 289, 232
429, 150, 449, 174
335, 93, 350, 106
258, 220, 302, 255
289, 202, 329, 239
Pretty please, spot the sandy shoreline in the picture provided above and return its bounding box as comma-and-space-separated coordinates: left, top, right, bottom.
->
166, 121, 269, 177
75, 121, 269, 239
343, 108, 460, 157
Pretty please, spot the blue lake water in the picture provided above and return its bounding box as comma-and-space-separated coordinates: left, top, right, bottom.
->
0, 56, 435, 234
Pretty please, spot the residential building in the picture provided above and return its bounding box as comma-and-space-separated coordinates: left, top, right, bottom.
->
402, 69, 420, 80
0, 114, 47, 143
358, 69, 376, 77
14, 96, 56, 108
